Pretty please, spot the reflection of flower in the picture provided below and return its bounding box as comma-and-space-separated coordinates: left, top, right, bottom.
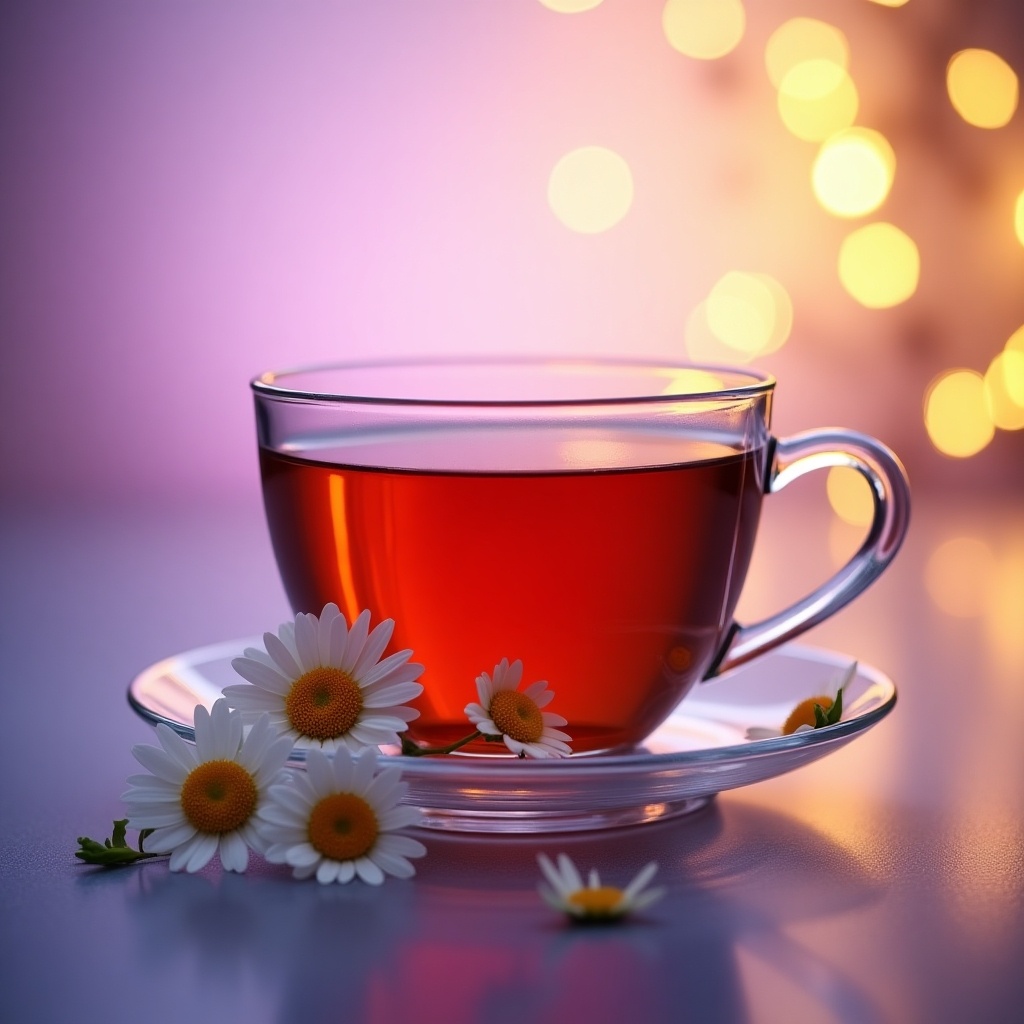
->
225, 603, 423, 754
256, 746, 426, 885
745, 662, 857, 741
537, 853, 664, 922
123, 700, 292, 873
465, 658, 572, 758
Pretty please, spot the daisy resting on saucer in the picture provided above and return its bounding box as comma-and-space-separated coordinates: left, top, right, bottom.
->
537, 853, 664, 922
465, 657, 572, 758
745, 661, 857, 741
122, 699, 293, 873
225, 603, 423, 754
256, 746, 426, 884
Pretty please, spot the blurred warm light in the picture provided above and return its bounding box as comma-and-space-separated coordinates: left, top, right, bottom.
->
1016, 191, 1024, 247
986, 545, 1024, 670
684, 301, 755, 364
661, 369, 725, 395
812, 128, 895, 218
662, 0, 746, 61
547, 146, 634, 233
838, 222, 919, 308
984, 351, 1024, 430
1008, 324, 1024, 356
826, 466, 874, 527
778, 60, 859, 142
866, 0, 910, 6
946, 49, 1019, 129
925, 536, 997, 618
705, 271, 792, 355
538, 0, 603, 11
924, 369, 995, 458
765, 18, 848, 89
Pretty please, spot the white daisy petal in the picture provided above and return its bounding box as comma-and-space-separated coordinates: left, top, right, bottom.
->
354, 856, 385, 885
340, 609, 372, 672
375, 833, 427, 860
294, 612, 320, 674
368, 848, 417, 879
185, 833, 220, 873
305, 749, 336, 798
377, 805, 422, 831
538, 853, 572, 897
265, 630, 303, 679
317, 859, 341, 884
557, 853, 584, 891
286, 843, 322, 868
361, 682, 424, 708
328, 610, 349, 665
293, 862, 319, 880
359, 650, 418, 689
229, 657, 292, 694
131, 742, 189, 784
144, 822, 197, 852
223, 685, 287, 710
338, 860, 357, 883
352, 618, 395, 678
218, 831, 250, 873
318, 603, 341, 663
352, 746, 378, 791
154, 723, 199, 773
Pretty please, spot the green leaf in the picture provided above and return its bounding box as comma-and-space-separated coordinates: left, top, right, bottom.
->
826, 686, 844, 725
75, 821, 164, 867
813, 703, 831, 729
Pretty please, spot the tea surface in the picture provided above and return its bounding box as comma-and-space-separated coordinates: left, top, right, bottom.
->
260, 439, 765, 751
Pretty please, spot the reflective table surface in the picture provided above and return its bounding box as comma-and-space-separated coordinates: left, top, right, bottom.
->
2, 488, 1022, 1024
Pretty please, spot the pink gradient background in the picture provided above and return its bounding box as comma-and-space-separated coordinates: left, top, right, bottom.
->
2, 0, 1022, 503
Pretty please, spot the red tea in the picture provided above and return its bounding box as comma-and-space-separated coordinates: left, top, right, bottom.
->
259, 436, 765, 752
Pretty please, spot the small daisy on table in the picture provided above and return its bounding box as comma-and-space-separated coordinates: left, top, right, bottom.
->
537, 853, 664, 922
225, 603, 423, 754
465, 657, 572, 758
122, 700, 293, 873
745, 661, 857, 741
256, 746, 426, 885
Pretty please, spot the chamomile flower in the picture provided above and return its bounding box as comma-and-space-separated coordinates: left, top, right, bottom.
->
256, 746, 426, 885
122, 700, 292, 873
745, 661, 857, 741
225, 603, 424, 754
537, 853, 664, 922
465, 657, 572, 758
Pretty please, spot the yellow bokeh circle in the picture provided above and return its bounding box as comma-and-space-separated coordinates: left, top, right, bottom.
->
1015, 190, 1024, 247
812, 128, 895, 218
838, 222, 919, 308
924, 369, 995, 458
777, 59, 859, 142
946, 49, 1019, 129
538, 0, 603, 12
826, 466, 874, 527
705, 271, 792, 355
662, 0, 746, 61
547, 146, 634, 234
984, 350, 1024, 430
764, 18, 849, 89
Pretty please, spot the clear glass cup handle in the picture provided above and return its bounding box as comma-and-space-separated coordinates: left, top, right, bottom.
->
706, 428, 911, 678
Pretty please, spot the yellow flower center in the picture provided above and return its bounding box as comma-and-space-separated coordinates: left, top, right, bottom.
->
782, 696, 834, 735
307, 793, 380, 862
489, 689, 544, 744
179, 760, 258, 834
285, 666, 364, 741
567, 886, 626, 917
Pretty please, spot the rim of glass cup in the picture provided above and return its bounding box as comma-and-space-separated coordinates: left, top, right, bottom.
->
251, 356, 777, 408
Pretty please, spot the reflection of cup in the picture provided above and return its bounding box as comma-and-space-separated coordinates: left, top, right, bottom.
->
252, 358, 909, 753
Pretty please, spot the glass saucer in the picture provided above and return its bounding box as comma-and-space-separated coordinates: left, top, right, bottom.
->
128, 641, 895, 834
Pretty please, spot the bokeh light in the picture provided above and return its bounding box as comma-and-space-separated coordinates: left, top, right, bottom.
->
777, 60, 859, 142
662, 0, 746, 61
984, 351, 1024, 430
547, 146, 634, 234
924, 369, 995, 458
1015, 190, 1024, 247
812, 128, 895, 218
946, 49, 1019, 129
705, 271, 792, 355
838, 222, 919, 308
925, 536, 998, 618
866, 0, 910, 6
1008, 324, 1024, 357
538, 0, 603, 11
826, 466, 874, 527
764, 18, 848, 89
661, 368, 726, 395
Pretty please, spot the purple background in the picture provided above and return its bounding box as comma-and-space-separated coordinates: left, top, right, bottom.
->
2, 0, 1023, 504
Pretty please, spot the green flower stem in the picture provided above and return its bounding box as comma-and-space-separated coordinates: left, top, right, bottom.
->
75, 819, 166, 867
401, 730, 506, 757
